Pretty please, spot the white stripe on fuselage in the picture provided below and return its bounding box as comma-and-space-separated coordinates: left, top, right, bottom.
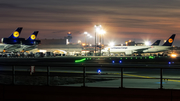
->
143, 46, 171, 53
107, 46, 150, 52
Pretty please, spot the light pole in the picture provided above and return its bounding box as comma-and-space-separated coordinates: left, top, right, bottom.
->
99, 29, 106, 56
94, 25, 101, 56
84, 32, 87, 56
87, 34, 92, 46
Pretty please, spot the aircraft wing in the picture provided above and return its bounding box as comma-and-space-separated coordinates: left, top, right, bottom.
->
4, 44, 21, 52
23, 45, 38, 51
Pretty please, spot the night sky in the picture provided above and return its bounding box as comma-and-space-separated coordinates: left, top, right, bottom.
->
1, 0, 180, 46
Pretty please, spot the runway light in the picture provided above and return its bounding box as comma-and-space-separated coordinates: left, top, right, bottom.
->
97, 69, 101, 74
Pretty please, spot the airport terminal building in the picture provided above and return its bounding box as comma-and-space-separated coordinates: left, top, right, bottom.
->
36, 33, 84, 56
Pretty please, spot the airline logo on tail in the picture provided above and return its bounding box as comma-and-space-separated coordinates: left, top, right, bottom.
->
13, 31, 19, 38
9, 27, 23, 39
27, 31, 38, 40
168, 38, 173, 43
31, 35, 36, 40
162, 34, 176, 46
151, 40, 161, 46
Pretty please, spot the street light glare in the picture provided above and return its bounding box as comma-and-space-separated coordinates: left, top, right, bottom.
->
84, 32, 87, 34
96, 27, 100, 32
108, 42, 115, 47
94, 25, 102, 28
145, 41, 150, 46
99, 29, 106, 34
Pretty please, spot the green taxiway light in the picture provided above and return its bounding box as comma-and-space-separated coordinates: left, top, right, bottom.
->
75, 58, 86, 63
149, 56, 154, 59
140, 57, 142, 59
120, 58, 122, 59
131, 57, 132, 59
145, 57, 147, 59
126, 58, 127, 59
136, 57, 137, 59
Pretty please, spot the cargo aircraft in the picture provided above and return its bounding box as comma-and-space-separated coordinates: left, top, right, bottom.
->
101, 34, 175, 56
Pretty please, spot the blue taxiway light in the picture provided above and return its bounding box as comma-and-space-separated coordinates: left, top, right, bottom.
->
97, 70, 101, 74
169, 62, 174, 65
112, 61, 115, 63
119, 60, 122, 63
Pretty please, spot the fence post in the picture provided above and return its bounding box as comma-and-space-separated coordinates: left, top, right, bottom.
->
12, 66, 15, 85
160, 68, 163, 89
47, 66, 50, 86
83, 66, 86, 87
121, 67, 123, 88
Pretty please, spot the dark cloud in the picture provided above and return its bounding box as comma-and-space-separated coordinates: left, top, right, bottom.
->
0, 0, 180, 46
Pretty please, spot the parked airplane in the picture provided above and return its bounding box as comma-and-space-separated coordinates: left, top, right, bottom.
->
0, 27, 25, 52
15, 31, 41, 52
101, 34, 175, 56
151, 40, 161, 46
143, 34, 175, 53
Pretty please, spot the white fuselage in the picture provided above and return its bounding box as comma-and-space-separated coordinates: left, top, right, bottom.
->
101, 46, 172, 55
0, 43, 21, 52
143, 46, 171, 53
15, 45, 37, 52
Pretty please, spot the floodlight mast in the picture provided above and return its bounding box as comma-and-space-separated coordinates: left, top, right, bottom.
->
94, 25, 101, 56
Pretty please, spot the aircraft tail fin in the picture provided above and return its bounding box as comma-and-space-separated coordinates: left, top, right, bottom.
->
27, 31, 39, 40
151, 40, 161, 46
162, 34, 176, 46
8, 27, 23, 38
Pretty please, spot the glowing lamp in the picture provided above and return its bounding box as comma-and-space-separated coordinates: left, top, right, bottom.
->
171, 53, 177, 58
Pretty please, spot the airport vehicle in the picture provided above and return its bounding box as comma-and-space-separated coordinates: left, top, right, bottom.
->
101, 34, 175, 56
0, 27, 25, 52
15, 31, 41, 52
